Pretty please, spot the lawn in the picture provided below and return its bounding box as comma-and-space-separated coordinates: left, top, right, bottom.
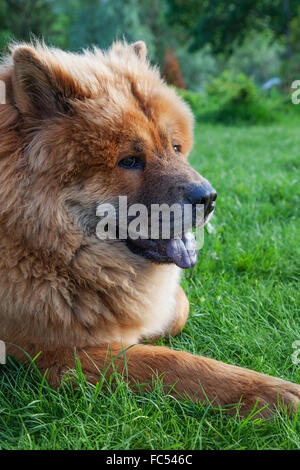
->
1, 119, 300, 450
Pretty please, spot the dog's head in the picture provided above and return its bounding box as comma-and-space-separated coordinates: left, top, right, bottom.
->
3, 41, 216, 268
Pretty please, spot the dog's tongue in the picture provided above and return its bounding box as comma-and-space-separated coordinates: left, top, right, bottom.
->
166, 232, 197, 269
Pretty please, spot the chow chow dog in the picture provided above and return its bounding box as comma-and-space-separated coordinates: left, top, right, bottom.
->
0, 40, 299, 416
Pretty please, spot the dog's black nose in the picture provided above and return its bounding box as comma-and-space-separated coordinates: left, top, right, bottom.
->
185, 183, 217, 217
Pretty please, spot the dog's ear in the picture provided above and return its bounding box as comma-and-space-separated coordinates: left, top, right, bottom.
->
131, 41, 147, 61
11, 46, 73, 119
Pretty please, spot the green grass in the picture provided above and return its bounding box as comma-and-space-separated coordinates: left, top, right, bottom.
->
1, 120, 300, 450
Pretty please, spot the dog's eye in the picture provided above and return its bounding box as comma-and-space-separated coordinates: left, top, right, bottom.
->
119, 157, 144, 169
173, 144, 181, 153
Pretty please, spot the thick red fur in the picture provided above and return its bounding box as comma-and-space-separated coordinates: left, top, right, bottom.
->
0, 41, 299, 417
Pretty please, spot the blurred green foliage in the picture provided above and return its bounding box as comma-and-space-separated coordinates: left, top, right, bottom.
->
177, 73, 288, 124
0, 0, 300, 119
166, 0, 300, 55
0, 0, 55, 50
227, 30, 285, 85
206, 72, 275, 123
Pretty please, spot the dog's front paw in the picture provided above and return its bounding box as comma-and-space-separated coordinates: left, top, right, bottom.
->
241, 376, 300, 417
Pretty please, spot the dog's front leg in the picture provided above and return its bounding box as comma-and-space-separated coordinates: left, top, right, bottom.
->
34, 343, 300, 417
167, 286, 190, 337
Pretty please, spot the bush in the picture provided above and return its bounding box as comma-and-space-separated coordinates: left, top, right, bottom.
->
176, 88, 209, 121
205, 71, 275, 123
177, 72, 282, 124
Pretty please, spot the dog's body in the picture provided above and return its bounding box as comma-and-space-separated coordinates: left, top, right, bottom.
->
0, 41, 299, 416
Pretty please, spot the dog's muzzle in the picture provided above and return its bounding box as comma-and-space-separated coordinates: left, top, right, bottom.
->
185, 182, 217, 219
125, 182, 217, 270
